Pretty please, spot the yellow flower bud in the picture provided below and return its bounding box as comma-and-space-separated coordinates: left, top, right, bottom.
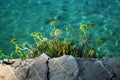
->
80, 24, 88, 30
65, 27, 69, 31
15, 48, 21, 53
35, 32, 41, 37
11, 39, 17, 44
50, 21, 56, 25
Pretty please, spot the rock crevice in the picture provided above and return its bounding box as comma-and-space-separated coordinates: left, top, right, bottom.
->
46, 58, 50, 80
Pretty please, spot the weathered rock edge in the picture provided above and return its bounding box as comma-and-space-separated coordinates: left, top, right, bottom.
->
0, 53, 120, 80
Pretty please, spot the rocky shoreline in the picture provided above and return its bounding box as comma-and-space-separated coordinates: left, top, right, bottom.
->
0, 53, 120, 80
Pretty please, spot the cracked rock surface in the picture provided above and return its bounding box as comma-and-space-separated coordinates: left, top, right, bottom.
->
0, 53, 49, 80
0, 53, 120, 80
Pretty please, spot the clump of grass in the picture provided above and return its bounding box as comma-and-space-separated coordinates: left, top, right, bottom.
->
0, 20, 106, 60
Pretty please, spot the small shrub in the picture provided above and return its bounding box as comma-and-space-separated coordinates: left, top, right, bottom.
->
0, 20, 106, 60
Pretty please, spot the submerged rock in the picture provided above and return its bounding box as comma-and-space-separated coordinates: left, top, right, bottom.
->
0, 54, 120, 80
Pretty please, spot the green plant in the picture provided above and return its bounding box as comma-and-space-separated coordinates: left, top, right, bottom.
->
0, 50, 14, 59
8, 20, 106, 60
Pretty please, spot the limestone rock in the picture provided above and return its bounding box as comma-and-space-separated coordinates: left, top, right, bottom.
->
0, 64, 17, 80
49, 56, 120, 80
101, 57, 120, 80
49, 55, 79, 80
28, 53, 49, 80
0, 54, 120, 80
0, 53, 49, 80
76, 58, 112, 80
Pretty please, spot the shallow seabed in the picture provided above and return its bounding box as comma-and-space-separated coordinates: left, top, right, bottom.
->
0, 0, 120, 58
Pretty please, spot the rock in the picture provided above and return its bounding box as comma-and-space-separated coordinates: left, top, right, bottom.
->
0, 54, 120, 80
0, 53, 49, 80
0, 64, 17, 80
101, 57, 120, 80
27, 53, 50, 80
76, 58, 112, 80
49, 56, 120, 80
48, 55, 79, 80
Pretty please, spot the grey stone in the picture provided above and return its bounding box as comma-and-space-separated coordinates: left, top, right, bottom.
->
1, 54, 120, 80
0, 53, 49, 80
12, 63, 41, 80
76, 58, 112, 80
49, 55, 79, 80
28, 53, 49, 80
101, 57, 120, 80
49, 56, 120, 80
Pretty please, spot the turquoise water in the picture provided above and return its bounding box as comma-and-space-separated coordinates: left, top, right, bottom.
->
0, 0, 120, 58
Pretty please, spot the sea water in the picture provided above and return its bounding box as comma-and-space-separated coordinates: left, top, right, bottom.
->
0, 0, 120, 59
